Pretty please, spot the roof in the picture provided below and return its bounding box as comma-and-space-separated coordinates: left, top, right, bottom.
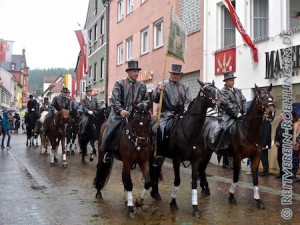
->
0, 55, 26, 72
44, 76, 57, 83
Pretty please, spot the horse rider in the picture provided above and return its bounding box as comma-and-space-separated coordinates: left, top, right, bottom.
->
152, 64, 192, 166
26, 94, 39, 116
79, 86, 101, 135
33, 97, 50, 135
43, 87, 76, 136
100, 60, 150, 163
214, 72, 247, 151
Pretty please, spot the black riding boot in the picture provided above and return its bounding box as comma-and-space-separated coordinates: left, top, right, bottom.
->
153, 128, 165, 167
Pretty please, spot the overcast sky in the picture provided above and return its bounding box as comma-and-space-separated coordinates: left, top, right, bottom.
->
0, 0, 89, 69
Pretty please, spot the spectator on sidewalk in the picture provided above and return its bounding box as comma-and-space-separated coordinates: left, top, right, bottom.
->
1, 111, 11, 149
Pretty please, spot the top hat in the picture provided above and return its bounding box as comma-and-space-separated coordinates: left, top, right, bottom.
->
85, 86, 93, 92
61, 87, 69, 93
126, 60, 141, 72
223, 72, 236, 81
169, 64, 183, 74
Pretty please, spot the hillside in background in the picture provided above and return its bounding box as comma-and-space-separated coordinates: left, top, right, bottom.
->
28, 68, 75, 96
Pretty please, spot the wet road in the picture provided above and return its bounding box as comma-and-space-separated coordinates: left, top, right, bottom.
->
0, 133, 300, 225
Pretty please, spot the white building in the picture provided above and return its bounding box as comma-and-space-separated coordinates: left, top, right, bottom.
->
204, 0, 300, 169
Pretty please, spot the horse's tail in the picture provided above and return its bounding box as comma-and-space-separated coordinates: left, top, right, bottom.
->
93, 160, 113, 191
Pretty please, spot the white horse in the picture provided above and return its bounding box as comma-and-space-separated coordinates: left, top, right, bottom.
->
38, 111, 50, 154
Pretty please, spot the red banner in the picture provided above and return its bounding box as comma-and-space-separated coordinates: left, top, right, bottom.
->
224, 0, 258, 63
215, 48, 236, 75
0, 40, 13, 62
75, 30, 88, 74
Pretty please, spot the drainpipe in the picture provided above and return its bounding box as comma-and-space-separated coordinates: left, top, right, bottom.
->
103, 0, 110, 103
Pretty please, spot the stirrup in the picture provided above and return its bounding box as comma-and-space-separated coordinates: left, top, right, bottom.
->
103, 152, 112, 164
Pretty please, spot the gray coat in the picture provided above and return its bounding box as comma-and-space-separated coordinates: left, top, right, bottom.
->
100, 77, 149, 150
153, 80, 192, 137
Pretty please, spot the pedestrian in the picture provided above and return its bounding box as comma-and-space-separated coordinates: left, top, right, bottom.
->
259, 103, 275, 177
100, 60, 150, 163
1, 111, 12, 149
79, 86, 101, 134
13, 112, 21, 134
274, 113, 285, 179
152, 64, 192, 166
33, 97, 50, 135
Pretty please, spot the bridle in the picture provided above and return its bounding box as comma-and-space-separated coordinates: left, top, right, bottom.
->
125, 106, 151, 151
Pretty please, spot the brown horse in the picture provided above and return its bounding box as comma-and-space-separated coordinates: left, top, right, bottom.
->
199, 84, 274, 209
48, 108, 70, 167
94, 103, 152, 218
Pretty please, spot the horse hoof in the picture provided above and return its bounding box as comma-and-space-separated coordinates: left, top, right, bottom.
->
81, 159, 86, 164
71, 150, 75, 155
192, 206, 201, 218
66, 151, 70, 156
96, 192, 102, 199
54, 158, 58, 163
127, 206, 135, 219
90, 157, 94, 162
255, 199, 265, 209
50, 162, 55, 166
63, 163, 67, 168
228, 195, 237, 204
135, 198, 144, 207
170, 199, 179, 211
150, 191, 162, 201
201, 188, 210, 197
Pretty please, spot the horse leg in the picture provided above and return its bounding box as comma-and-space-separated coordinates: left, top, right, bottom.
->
170, 160, 181, 211
251, 153, 265, 209
61, 137, 67, 168
135, 161, 151, 207
122, 163, 135, 218
191, 163, 200, 218
90, 139, 97, 162
228, 156, 241, 204
199, 157, 211, 196
71, 133, 76, 155
150, 164, 162, 201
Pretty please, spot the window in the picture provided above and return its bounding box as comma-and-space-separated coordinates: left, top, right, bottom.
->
118, 0, 124, 21
127, 0, 134, 14
89, 66, 92, 83
94, 0, 98, 16
154, 19, 163, 49
100, 58, 105, 79
81, 80, 86, 93
289, 0, 300, 30
117, 42, 124, 65
100, 16, 105, 46
94, 23, 98, 43
222, 2, 235, 47
253, 0, 268, 40
93, 62, 97, 82
126, 36, 133, 61
141, 27, 149, 54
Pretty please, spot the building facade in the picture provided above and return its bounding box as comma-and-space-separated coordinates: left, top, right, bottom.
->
204, 0, 300, 168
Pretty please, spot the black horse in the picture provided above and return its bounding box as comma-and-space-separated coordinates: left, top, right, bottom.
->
78, 109, 107, 163
66, 114, 79, 155
94, 103, 152, 218
198, 84, 274, 209
150, 80, 225, 217
25, 112, 38, 146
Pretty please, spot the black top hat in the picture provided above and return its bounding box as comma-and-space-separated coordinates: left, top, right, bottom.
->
126, 60, 141, 72
223, 72, 236, 81
61, 87, 69, 93
169, 64, 183, 74
85, 86, 93, 92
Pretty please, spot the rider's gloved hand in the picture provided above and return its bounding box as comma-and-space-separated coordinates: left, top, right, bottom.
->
237, 112, 242, 118
31, 108, 35, 111
88, 110, 93, 115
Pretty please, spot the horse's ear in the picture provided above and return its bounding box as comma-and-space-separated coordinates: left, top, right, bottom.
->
212, 80, 215, 86
267, 83, 273, 92
197, 79, 205, 87
254, 84, 260, 93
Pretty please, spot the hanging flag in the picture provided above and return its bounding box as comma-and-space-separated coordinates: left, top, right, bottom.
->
0, 39, 14, 62
167, 10, 187, 62
223, 0, 258, 63
75, 30, 88, 74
